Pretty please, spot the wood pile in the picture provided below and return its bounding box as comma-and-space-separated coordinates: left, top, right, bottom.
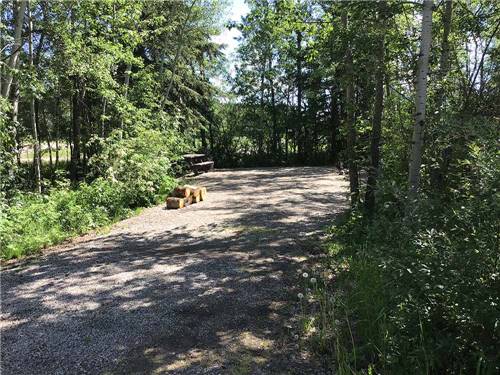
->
166, 185, 207, 209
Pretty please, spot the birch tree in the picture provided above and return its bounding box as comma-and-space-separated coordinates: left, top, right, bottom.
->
1, 0, 27, 99
408, 0, 433, 201
27, 0, 41, 193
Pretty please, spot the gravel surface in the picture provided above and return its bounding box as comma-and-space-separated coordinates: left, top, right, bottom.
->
1, 167, 348, 374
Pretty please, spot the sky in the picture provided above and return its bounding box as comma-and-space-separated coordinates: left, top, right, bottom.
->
210, 0, 249, 88
211, 0, 249, 61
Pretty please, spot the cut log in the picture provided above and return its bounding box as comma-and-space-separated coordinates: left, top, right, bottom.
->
192, 194, 201, 203
191, 188, 201, 198
183, 185, 200, 197
185, 195, 193, 205
166, 197, 185, 209
173, 186, 191, 198
200, 187, 207, 201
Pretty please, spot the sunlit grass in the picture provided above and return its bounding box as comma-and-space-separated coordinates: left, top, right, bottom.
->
19, 143, 70, 164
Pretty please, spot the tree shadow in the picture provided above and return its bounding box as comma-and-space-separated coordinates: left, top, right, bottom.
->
1, 167, 347, 374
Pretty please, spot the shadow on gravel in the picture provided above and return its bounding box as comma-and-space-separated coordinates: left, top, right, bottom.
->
1, 167, 347, 375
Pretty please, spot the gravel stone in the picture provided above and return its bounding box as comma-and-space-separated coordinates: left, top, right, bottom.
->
1, 167, 348, 374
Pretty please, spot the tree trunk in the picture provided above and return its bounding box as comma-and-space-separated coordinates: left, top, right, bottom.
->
330, 87, 340, 164
342, 12, 359, 206
208, 120, 214, 153
365, 3, 387, 214
2, 0, 27, 99
408, 0, 433, 201
431, 0, 453, 190
438, 1, 452, 84
55, 137, 59, 168
70, 78, 82, 182
47, 134, 53, 172
82, 92, 91, 177
42, 109, 53, 171
296, 30, 303, 161
34, 98, 42, 163
120, 63, 132, 136
200, 128, 208, 152
28, 1, 41, 193
285, 128, 289, 160
11, 81, 21, 166
55, 97, 60, 168
269, 61, 278, 156
259, 63, 266, 158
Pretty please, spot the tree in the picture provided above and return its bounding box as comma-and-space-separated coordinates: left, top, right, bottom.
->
365, 1, 388, 214
27, 0, 41, 192
342, 9, 359, 206
1, 0, 27, 99
408, 0, 433, 201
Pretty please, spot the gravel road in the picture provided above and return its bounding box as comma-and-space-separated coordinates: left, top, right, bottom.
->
1, 167, 348, 374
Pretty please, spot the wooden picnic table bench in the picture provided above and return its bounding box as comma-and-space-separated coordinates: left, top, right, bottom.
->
183, 153, 214, 174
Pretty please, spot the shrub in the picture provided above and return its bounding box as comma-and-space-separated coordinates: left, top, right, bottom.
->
0, 129, 183, 260
89, 128, 186, 207
303, 142, 499, 374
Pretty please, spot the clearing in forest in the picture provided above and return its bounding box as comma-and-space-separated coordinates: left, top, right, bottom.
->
1, 167, 348, 374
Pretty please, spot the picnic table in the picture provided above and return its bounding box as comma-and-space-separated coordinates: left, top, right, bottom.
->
183, 153, 214, 174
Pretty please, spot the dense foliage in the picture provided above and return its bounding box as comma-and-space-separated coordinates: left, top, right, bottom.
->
0, 129, 179, 259
0, 0, 224, 259
312, 137, 499, 373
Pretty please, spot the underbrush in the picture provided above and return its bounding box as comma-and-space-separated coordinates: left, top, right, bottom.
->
299, 145, 499, 374
0, 175, 177, 260
0, 129, 181, 260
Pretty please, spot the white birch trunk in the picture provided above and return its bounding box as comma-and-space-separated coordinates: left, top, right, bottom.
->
27, 0, 41, 193
2, 0, 27, 99
408, 0, 433, 200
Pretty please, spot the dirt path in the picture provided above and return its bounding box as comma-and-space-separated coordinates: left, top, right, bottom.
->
1, 167, 348, 374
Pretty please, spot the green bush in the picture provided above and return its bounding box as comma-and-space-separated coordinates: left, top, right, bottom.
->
89, 128, 185, 206
304, 142, 499, 374
0, 178, 174, 260
0, 129, 182, 260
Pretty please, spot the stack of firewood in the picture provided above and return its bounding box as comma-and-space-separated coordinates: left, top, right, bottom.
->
166, 185, 207, 209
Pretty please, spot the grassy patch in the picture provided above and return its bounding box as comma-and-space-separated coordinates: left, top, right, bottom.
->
20, 144, 71, 164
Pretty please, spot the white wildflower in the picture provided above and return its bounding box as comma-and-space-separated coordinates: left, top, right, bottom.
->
310, 277, 317, 284
302, 272, 308, 278
297, 293, 304, 299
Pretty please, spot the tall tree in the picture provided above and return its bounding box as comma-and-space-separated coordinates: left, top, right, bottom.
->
430, 0, 453, 190
1, 0, 27, 99
296, 29, 303, 159
28, 0, 41, 193
342, 10, 359, 206
365, 1, 388, 214
408, 0, 433, 201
